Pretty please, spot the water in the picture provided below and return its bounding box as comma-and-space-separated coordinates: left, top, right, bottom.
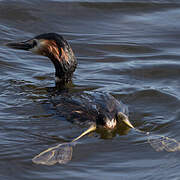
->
0, 0, 180, 179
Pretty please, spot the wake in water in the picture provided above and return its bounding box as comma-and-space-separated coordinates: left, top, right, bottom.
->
32, 113, 180, 166
33, 143, 73, 165
148, 134, 180, 152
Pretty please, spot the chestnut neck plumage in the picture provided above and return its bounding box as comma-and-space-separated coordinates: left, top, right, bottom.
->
7, 33, 77, 88
49, 53, 74, 85
45, 36, 77, 87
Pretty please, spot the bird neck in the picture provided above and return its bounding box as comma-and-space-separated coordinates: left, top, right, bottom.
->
48, 48, 77, 88
55, 72, 73, 85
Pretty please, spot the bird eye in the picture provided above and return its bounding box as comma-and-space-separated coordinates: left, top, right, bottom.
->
96, 113, 106, 126
116, 112, 125, 121
116, 112, 125, 122
32, 39, 38, 47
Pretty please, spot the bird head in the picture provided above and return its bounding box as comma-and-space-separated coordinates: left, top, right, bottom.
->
6, 33, 77, 86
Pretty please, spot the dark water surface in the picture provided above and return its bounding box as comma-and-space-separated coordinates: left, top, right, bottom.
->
0, 0, 180, 179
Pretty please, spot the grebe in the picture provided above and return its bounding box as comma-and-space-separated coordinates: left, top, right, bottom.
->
6, 33, 131, 129
6, 33, 180, 165
7, 33, 77, 86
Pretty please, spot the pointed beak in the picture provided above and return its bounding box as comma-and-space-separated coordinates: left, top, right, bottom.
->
117, 112, 135, 129
6, 40, 33, 51
122, 116, 134, 129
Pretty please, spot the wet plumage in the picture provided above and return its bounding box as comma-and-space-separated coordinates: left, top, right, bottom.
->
51, 91, 128, 127
6, 33, 180, 166
6, 33, 128, 129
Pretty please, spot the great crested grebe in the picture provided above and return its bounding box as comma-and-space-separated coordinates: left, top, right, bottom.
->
6, 33, 180, 165
6, 33, 132, 129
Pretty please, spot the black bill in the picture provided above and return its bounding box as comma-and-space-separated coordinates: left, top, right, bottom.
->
6, 40, 33, 51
